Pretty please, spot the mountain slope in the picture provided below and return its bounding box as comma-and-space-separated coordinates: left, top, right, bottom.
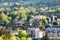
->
0, 0, 60, 8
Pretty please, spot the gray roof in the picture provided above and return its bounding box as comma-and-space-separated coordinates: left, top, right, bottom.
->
46, 28, 60, 32
27, 28, 39, 30
13, 19, 25, 24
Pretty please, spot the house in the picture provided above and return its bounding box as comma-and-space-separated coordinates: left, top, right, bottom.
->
46, 15, 57, 26
13, 19, 25, 27
46, 16, 57, 23
27, 28, 45, 39
46, 28, 60, 39
29, 18, 40, 27
28, 15, 44, 27
29, 18, 36, 25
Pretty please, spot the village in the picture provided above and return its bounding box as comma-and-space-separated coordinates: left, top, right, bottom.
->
0, 13, 60, 40
0, 0, 60, 40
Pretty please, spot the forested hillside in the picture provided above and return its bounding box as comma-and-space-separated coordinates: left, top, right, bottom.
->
0, 0, 60, 8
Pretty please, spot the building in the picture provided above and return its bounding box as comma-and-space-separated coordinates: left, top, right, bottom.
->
46, 16, 57, 23
29, 15, 44, 27
46, 28, 60, 39
46, 16, 57, 26
27, 28, 45, 39
29, 18, 36, 25
13, 19, 25, 27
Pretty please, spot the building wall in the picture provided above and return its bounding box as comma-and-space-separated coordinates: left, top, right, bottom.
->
27, 28, 45, 39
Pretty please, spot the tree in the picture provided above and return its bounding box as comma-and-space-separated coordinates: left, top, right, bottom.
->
18, 30, 28, 38
21, 37, 26, 40
57, 20, 60, 26
42, 16, 48, 24
10, 11, 18, 20
42, 31, 50, 40
27, 37, 32, 40
38, 19, 45, 29
0, 37, 2, 40
29, 7, 38, 15
0, 13, 12, 27
16, 37, 21, 40
53, 38, 59, 40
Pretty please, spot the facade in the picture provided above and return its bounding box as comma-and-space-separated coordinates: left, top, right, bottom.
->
46, 28, 60, 39
27, 28, 45, 39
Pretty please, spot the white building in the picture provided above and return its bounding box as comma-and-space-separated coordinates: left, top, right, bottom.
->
46, 28, 60, 39
46, 16, 57, 23
27, 28, 45, 39
50, 16, 57, 22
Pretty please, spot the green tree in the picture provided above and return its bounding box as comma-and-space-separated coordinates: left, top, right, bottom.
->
16, 37, 21, 40
53, 38, 59, 40
21, 37, 26, 40
57, 20, 60, 26
0, 37, 2, 40
18, 30, 28, 38
0, 13, 12, 27
27, 37, 32, 40
42, 31, 50, 40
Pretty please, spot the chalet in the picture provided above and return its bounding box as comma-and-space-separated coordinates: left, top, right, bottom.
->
13, 19, 25, 27
29, 18, 41, 27
46, 16, 57, 23
28, 15, 44, 27
27, 28, 45, 39
46, 15, 57, 26
46, 28, 60, 39
29, 18, 36, 25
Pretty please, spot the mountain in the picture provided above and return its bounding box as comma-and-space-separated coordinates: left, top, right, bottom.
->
0, 0, 60, 8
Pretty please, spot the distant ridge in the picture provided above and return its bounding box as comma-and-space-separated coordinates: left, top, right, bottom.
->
0, 0, 60, 8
